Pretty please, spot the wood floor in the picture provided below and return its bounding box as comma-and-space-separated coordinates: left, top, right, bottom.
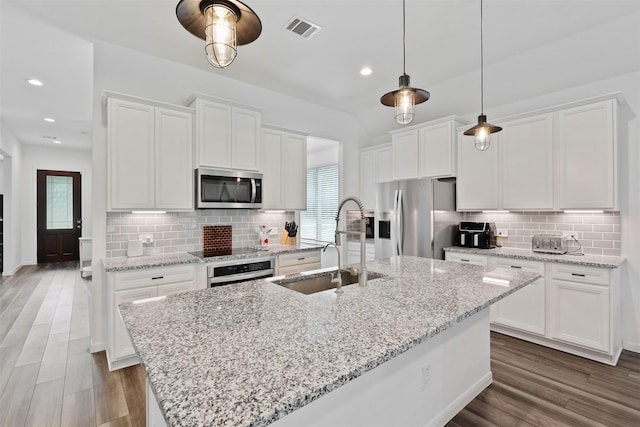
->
1, 263, 639, 427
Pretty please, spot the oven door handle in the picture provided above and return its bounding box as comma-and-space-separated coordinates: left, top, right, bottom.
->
208, 269, 275, 285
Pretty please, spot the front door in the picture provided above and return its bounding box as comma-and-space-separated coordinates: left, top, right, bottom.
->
37, 170, 82, 263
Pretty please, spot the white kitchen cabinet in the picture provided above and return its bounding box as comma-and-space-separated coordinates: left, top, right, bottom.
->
262, 126, 307, 210
276, 250, 321, 275
359, 143, 392, 209
499, 113, 554, 210
107, 264, 199, 371
549, 263, 614, 354
107, 94, 193, 211
556, 99, 616, 210
444, 252, 487, 266
189, 95, 262, 171
456, 130, 500, 211
346, 241, 375, 265
391, 129, 419, 181
488, 257, 546, 336
391, 118, 463, 182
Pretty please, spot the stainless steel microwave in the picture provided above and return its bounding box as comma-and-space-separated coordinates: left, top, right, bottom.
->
196, 168, 263, 209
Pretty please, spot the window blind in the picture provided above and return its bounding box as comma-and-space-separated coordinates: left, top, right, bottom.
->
301, 164, 339, 242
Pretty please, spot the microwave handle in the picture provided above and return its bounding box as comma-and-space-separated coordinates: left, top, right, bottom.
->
251, 179, 257, 203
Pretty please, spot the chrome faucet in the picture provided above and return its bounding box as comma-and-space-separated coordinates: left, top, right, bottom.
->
334, 196, 368, 288
322, 242, 343, 294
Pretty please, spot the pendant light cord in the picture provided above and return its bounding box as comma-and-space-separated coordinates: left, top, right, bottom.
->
480, 0, 484, 114
402, 0, 406, 75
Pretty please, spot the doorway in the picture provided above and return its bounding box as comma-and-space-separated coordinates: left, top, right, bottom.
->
37, 170, 82, 263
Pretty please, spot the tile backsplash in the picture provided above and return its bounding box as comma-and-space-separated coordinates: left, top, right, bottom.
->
465, 211, 621, 256
106, 210, 294, 258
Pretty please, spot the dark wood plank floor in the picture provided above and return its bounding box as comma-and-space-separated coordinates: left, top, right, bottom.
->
1, 263, 639, 426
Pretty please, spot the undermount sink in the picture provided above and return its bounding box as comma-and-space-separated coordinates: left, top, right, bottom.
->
271, 270, 386, 295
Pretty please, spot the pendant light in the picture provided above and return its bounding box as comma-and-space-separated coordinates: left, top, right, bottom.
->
464, 0, 502, 151
176, 0, 261, 69
380, 0, 430, 126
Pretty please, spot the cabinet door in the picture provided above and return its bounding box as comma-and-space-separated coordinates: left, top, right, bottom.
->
108, 98, 155, 210
195, 100, 232, 168
557, 100, 615, 209
232, 107, 261, 171
283, 133, 307, 210
456, 132, 499, 211
419, 122, 455, 178
392, 130, 419, 180
261, 128, 285, 209
500, 114, 554, 210
359, 150, 377, 210
376, 145, 393, 183
550, 279, 610, 352
155, 108, 194, 210
444, 252, 487, 266
492, 276, 546, 336
113, 287, 157, 361
157, 281, 194, 296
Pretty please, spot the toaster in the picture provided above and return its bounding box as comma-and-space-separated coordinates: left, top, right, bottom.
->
531, 234, 568, 254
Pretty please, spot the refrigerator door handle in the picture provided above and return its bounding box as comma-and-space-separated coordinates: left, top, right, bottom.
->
396, 190, 403, 256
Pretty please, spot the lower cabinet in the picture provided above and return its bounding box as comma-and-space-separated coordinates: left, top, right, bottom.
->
445, 251, 621, 365
276, 250, 322, 275
107, 264, 201, 371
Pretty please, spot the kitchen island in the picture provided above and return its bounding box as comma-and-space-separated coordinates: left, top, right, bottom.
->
119, 256, 540, 427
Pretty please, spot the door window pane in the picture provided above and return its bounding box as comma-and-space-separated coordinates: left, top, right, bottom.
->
46, 175, 73, 229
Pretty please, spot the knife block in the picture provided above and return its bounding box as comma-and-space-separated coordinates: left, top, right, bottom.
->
280, 231, 296, 246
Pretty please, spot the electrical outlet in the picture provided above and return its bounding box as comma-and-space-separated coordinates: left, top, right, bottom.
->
421, 364, 431, 391
142, 233, 154, 244
497, 228, 509, 238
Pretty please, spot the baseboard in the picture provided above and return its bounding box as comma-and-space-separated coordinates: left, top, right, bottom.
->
2, 263, 24, 276
427, 372, 493, 427
623, 340, 640, 353
90, 341, 106, 353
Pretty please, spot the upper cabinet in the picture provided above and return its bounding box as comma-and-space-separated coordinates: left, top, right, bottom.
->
262, 126, 307, 210
359, 143, 392, 209
107, 93, 193, 211
456, 97, 618, 211
391, 117, 465, 181
188, 95, 261, 171
556, 100, 616, 210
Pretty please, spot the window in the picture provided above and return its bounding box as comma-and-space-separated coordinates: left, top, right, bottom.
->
301, 164, 339, 242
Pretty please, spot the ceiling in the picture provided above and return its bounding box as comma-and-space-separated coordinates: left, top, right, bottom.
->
1, 0, 639, 151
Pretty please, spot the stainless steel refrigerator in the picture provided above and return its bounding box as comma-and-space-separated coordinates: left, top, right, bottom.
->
375, 178, 462, 260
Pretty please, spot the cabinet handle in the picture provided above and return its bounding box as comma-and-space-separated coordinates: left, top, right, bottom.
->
571, 273, 586, 277
297, 258, 305, 261
510, 265, 522, 269
151, 276, 164, 280
461, 259, 470, 262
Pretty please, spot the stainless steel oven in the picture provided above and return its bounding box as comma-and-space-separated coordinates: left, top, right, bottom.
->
207, 257, 275, 287
196, 168, 263, 209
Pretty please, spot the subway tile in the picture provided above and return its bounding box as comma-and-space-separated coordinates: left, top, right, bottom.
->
573, 224, 593, 232
564, 216, 582, 224
593, 240, 613, 249
546, 216, 564, 224
170, 239, 186, 246
602, 215, 621, 224
603, 248, 621, 256
583, 247, 603, 255
583, 232, 602, 240
614, 224, 621, 232
593, 224, 613, 232
155, 239, 171, 247
555, 224, 574, 232
603, 232, 620, 241
539, 224, 556, 230
112, 249, 127, 257
155, 225, 172, 232
163, 232, 179, 239
172, 224, 186, 232
138, 225, 155, 232
583, 216, 603, 225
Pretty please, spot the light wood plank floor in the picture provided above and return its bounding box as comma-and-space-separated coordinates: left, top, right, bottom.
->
1, 263, 639, 426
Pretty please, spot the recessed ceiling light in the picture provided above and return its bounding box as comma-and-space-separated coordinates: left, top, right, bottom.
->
44, 117, 55, 123
53, 139, 62, 144
360, 67, 373, 76
26, 78, 43, 86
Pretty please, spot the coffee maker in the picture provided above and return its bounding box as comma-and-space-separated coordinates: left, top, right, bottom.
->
457, 222, 496, 249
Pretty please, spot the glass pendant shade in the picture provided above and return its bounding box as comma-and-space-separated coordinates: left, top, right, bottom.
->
204, 4, 237, 68
395, 88, 415, 125
464, 114, 502, 151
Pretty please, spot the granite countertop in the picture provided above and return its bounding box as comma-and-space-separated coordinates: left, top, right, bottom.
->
444, 246, 624, 268
119, 256, 540, 427
103, 244, 324, 272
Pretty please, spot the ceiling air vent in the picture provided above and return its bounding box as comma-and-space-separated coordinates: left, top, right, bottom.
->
284, 16, 321, 39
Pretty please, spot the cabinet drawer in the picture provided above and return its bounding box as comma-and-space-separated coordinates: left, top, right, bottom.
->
114, 265, 196, 291
445, 252, 487, 266
278, 250, 322, 268
278, 262, 321, 275
550, 264, 609, 286
489, 257, 545, 275
157, 281, 194, 296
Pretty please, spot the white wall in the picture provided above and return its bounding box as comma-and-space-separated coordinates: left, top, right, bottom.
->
20, 144, 92, 264
0, 121, 23, 275
89, 40, 368, 350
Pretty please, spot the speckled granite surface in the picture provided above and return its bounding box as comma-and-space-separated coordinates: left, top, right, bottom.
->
119, 256, 540, 427
444, 246, 623, 268
103, 244, 323, 272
